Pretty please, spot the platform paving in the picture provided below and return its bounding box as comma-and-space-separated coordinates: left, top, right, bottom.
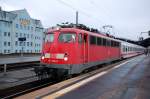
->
0, 56, 40, 65
0, 68, 37, 90
41, 55, 150, 99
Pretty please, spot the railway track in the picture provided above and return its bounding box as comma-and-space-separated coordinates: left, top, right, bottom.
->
0, 78, 56, 99
0, 57, 133, 99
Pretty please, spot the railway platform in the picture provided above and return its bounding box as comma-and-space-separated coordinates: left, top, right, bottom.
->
15, 55, 150, 99
0, 55, 40, 65
0, 68, 37, 90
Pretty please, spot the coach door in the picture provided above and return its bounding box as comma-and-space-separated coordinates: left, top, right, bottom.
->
83, 34, 88, 63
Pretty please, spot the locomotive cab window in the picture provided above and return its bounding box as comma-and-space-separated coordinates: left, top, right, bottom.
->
59, 33, 76, 43
45, 33, 54, 42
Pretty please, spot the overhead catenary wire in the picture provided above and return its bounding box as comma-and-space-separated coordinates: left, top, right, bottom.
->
55, 0, 106, 26
88, 0, 135, 38
55, 0, 133, 39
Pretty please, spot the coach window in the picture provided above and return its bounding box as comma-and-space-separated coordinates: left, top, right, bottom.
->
97, 37, 102, 46
126, 46, 128, 52
78, 33, 83, 43
90, 35, 96, 45
59, 33, 76, 43
123, 46, 125, 52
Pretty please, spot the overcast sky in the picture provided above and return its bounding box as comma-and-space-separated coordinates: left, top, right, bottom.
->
0, 0, 150, 40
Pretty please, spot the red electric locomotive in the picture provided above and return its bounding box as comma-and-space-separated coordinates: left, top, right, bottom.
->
41, 27, 121, 77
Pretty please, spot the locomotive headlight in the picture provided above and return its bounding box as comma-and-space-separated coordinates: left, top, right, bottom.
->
41, 56, 45, 60
64, 57, 68, 61
64, 53, 68, 61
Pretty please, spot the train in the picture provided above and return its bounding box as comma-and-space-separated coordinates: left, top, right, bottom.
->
39, 27, 145, 78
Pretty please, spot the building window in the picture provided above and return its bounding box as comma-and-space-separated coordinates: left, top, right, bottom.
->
23, 42, 25, 46
4, 50, 7, 53
8, 42, 10, 46
27, 34, 29, 38
24, 25, 26, 30
31, 34, 33, 38
15, 41, 18, 46
30, 42, 33, 46
31, 27, 33, 31
20, 25, 22, 29
19, 42, 22, 46
4, 41, 7, 46
24, 33, 26, 37
8, 32, 10, 37
16, 33, 18, 37
4, 32, 7, 36
20, 33, 22, 37
16, 24, 19, 28
28, 26, 30, 30
27, 42, 29, 46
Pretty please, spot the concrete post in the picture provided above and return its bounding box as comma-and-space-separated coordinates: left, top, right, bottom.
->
4, 64, 7, 75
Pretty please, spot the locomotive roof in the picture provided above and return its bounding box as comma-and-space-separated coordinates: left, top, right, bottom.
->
47, 27, 119, 41
47, 27, 144, 48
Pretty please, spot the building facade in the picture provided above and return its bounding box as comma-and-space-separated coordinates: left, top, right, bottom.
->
0, 8, 44, 54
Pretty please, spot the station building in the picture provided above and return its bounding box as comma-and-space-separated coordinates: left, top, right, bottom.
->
0, 7, 44, 54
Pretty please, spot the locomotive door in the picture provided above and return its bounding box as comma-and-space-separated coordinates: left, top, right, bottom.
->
83, 34, 88, 63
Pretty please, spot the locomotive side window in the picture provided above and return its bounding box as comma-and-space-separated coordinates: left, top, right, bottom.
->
103, 38, 106, 46
90, 35, 96, 45
84, 34, 87, 43
78, 33, 83, 43
45, 33, 54, 42
113, 41, 119, 47
97, 37, 102, 46
59, 33, 76, 43
111, 40, 114, 47
106, 40, 111, 46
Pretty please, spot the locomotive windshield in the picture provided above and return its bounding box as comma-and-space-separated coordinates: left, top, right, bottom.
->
59, 33, 76, 43
45, 33, 54, 42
